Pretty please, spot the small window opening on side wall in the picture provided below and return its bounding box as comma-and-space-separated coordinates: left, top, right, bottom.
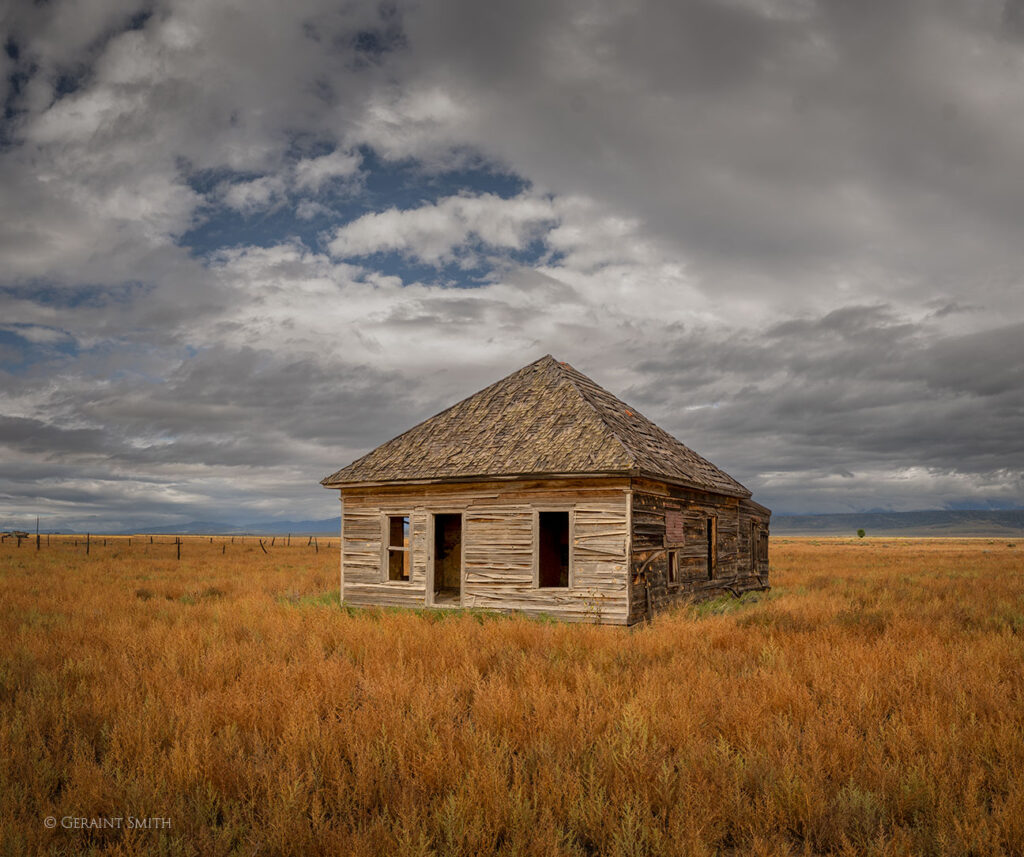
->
667, 549, 679, 586
706, 516, 718, 580
538, 511, 569, 588
758, 529, 769, 565
387, 515, 410, 581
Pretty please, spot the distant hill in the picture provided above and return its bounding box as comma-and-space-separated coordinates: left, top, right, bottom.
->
129, 510, 1024, 537
773, 510, 1024, 537
9, 510, 1024, 538
115, 517, 341, 536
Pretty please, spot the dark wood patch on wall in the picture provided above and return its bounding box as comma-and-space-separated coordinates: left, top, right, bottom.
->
665, 509, 685, 545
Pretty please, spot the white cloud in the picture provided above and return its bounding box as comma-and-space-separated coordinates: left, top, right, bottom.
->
327, 192, 556, 263
351, 86, 474, 164
215, 150, 361, 215
1, 325, 73, 346
295, 200, 333, 220
294, 150, 362, 192
219, 175, 287, 214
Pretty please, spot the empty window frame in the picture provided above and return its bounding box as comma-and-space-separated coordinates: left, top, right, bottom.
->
537, 510, 570, 588
750, 522, 758, 573
385, 514, 411, 581
758, 529, 769, 565
706, 516, 718, 580
667, 549, 679, 586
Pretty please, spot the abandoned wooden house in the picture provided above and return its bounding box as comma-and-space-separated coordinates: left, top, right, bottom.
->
321, 355, 770, 624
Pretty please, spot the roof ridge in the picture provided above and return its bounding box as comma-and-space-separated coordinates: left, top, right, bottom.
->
548, 359, 641, 471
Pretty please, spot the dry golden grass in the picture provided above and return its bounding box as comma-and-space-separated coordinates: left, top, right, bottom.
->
2, 535, 1023, 856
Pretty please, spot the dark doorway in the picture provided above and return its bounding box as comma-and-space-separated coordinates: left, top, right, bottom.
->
538, 511, 569, 588
433, 514, 462, 602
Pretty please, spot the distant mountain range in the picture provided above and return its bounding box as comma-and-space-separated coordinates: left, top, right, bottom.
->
3, 517, 342, 535
139, 510, 1024, 537
7, 510, 1024, 537
109, 518, 342, 536
772, 510, 1024, 537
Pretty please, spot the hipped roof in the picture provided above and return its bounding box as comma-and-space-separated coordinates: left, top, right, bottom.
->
322, 355, 750, 498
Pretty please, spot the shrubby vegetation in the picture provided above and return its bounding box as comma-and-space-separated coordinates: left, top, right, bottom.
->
2, 536, 1023, 855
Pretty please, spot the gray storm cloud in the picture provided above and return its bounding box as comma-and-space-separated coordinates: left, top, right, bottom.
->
1, 0, 1022, 529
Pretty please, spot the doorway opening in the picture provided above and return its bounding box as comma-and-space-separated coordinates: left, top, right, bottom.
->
433, 514, 462, 604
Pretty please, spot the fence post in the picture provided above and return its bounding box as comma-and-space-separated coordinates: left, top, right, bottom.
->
176, 538, 181, 561
87, 533, 90, 555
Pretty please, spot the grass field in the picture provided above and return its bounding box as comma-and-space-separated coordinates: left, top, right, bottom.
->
2, 536, 1023, 856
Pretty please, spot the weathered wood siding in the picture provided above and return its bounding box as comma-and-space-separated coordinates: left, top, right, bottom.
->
340, 478, 631, 624
628, 479, 770, 623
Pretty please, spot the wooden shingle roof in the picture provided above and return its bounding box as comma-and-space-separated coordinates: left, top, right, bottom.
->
321, 355, 750, 497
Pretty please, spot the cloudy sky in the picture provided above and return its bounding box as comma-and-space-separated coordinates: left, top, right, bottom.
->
2, 0, 1023, 530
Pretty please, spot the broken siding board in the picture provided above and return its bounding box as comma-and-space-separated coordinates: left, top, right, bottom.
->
467, 586, 626, 609
409, 510, 428, 585
344, 593, 426, 609
574, 509, 628, 558
630, 494, 665, 551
